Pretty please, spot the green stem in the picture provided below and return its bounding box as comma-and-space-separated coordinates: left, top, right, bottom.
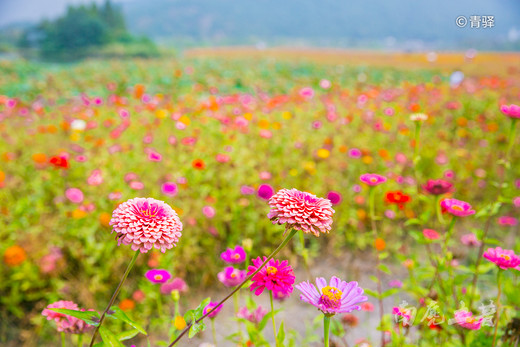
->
323, 315, 331, 347
168, 229, 298, 347
492, 269, 503, 347
233, 292, 244, 342
369, 187, 376, 222
61, 332, 66, 347
506, 118, 517, 161
270, 291, 279, 347
89, 251, 139, 347
211, 319, 217, 347
413, 122, 421, 161
435, 195, 445, 225
77, 334, 83, 347
156, 289, 163, 317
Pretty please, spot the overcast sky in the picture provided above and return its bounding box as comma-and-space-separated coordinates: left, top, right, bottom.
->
0, 0, 134, 26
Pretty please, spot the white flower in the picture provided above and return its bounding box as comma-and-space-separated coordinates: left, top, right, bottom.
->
70, 119, 87, 131
410, 113, 428, 122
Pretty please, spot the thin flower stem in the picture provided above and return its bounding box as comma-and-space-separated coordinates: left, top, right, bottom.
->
435, 195, 445, 225
492, 269, 503, 347
77, 333, 83, 347
156, 289, 164, 317
167, 229, 298, 347
211, 319, 217, 347
506, 118, 517, 161
270, 291, 279, 347
89, 251, 139, 347
233, 292, 244, 343
61, 332, 66, 347
323, 315, 331, 347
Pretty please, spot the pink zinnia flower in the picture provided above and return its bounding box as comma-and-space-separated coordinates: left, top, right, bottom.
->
110, 197, 183, 253
145, 269, 172, 284
422, 179, 453, 195
220, 245, 246, 264
202, 206, 216, 218
296, 276, 367, 316
348, 148, 362, 158
440, 198, 475, 217
160, 277, 188, 295
460, 233, 481, 247
392, 306, 413, 327
327, 191, 342, 205
423, 229, 440, 240
257, 184, 274, 200
267, 188, 334, 237
87, 169, 103, 186
498, 216, 518, 226
483, 247, 520, 270
237, 306, 268, 324
453, 310, 483, 330
360, 174, 387, 186
361, 302, 374, 312
65, 188, 84, 204
218, 266, 247, 287
500, 104, 520, 119
42, 301, 95, 334
299, 87, 315, 99
247, 257, 295, 296
161, 182, 178, 197
204, 302, 223, 319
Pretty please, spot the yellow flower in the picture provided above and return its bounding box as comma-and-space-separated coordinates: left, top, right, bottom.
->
316, 148, 330, 159
174, 316, 187, 330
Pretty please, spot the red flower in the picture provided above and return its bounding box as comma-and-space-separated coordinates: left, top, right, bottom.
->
49, 156, 69, 169
385, 191, 411, 209
192, 159, 205, 170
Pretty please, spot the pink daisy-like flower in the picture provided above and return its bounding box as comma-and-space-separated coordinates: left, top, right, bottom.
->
392, 306, 413, 327
423, 229, 440, 240
498, 216, 518, 226
483, 247, 520, 270
65, 188, 84, 204
267, 188, 335, 237
42, 301, 95, 334
160, 277, 188, 295
460, 233, 481, 247
247, 257, 295, 296
161, 182, 178, 197
109, 197, 182, 253
296, 276, 367, 316
218, 266, 247, 287
145, 269, 172, 284
440, 198, 475, 217
237, 306, 268, 324
203, 302, 223, 319
360, 173, 387, 186
422, 179, 453, 195
453, 310, 483, 330
500, 104, 520, 119
220, 245, 247, 264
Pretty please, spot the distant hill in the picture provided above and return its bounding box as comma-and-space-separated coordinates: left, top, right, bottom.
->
121, 0, 520, 50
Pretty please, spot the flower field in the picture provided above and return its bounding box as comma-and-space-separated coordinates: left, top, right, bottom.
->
1, 51, 519, 347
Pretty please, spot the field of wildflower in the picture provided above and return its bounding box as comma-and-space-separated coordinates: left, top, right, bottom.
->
1, 50, 519, 347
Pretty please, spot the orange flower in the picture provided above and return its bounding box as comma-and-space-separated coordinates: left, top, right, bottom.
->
4, 245, 26, 266
99, 212, 111, 227
119, 299, 135, 311
374, 238, 386, 251
32, 153, 47, 164
192, 159, 205, 170
134, 84, 145, 99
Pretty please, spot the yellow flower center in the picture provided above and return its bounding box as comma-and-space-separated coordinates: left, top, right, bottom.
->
154, 274, 163, 281
499, 254, 511, 261
266, 266, 278, 275
451, 205, 463, 211
233, 254, 240, 259
465, 317, 476, 324
321, 286, 343, 302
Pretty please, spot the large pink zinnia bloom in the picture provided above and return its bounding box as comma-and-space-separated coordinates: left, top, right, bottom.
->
296, 276, 367, 316
483, 247, 520, 270
440, 198, 475, 217
110, 197, 182, 253
42, 301, 95, 334
247, 257, 295, 296
267, 188, 334, 237
453, 310, 483, 330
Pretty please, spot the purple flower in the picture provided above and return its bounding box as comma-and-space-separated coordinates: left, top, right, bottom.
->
218, 267, 247, 287
145, 269, 172, 284
220, 246, 247, 264
296, 276, 367, 316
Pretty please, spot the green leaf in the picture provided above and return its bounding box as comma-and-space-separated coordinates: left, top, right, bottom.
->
107, 306, 147, 335
378, 263, 391, 275
99, 326, 125, 347
364, 288, 380, 299
404, 218, 422, 226
276, 321, 285, 345
116, 329, 139, 341
48, 308, 100, 326
188, 322, 206, 338
381, 288, 399, 298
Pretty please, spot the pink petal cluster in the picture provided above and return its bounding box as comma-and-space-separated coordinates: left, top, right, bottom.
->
440, 198, 475, 217
145, 269, 172, 284
110, 197, 182, 253
296, 276, 367, 316
500, 104, 520, 119
483, 247, 520, 270
453, 310, 483, 330
422, 179, 453, 195
237, 306, 268, 324
160, 277, 188, 295
267, 188, 334, 237
460, 233, 481, 247
423, 229, 440, 240
203, 301, 223, 319
247, 257, 295, 296
360, 173, 387, 186
218, 266, 247, 287
42, 301, 95, 334
220, 245, 246, 264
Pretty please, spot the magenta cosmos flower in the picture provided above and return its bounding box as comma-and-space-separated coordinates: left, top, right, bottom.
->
500, 104, 520, 119
218, 266, 247, 287
203, 301, 223, 319
422, 179, 453, 195
453, 310, 483, 330
110, 197, 182, 253
483, 247, 520, 270
440, 198, 475, 217
145, 269, 172, 284
360, 174, 387, 186
220, 245, 246, 264
247, 257, 295, 296
42, 301, 95, 334
296, 276, 367, 316
267, 188, 335, 237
